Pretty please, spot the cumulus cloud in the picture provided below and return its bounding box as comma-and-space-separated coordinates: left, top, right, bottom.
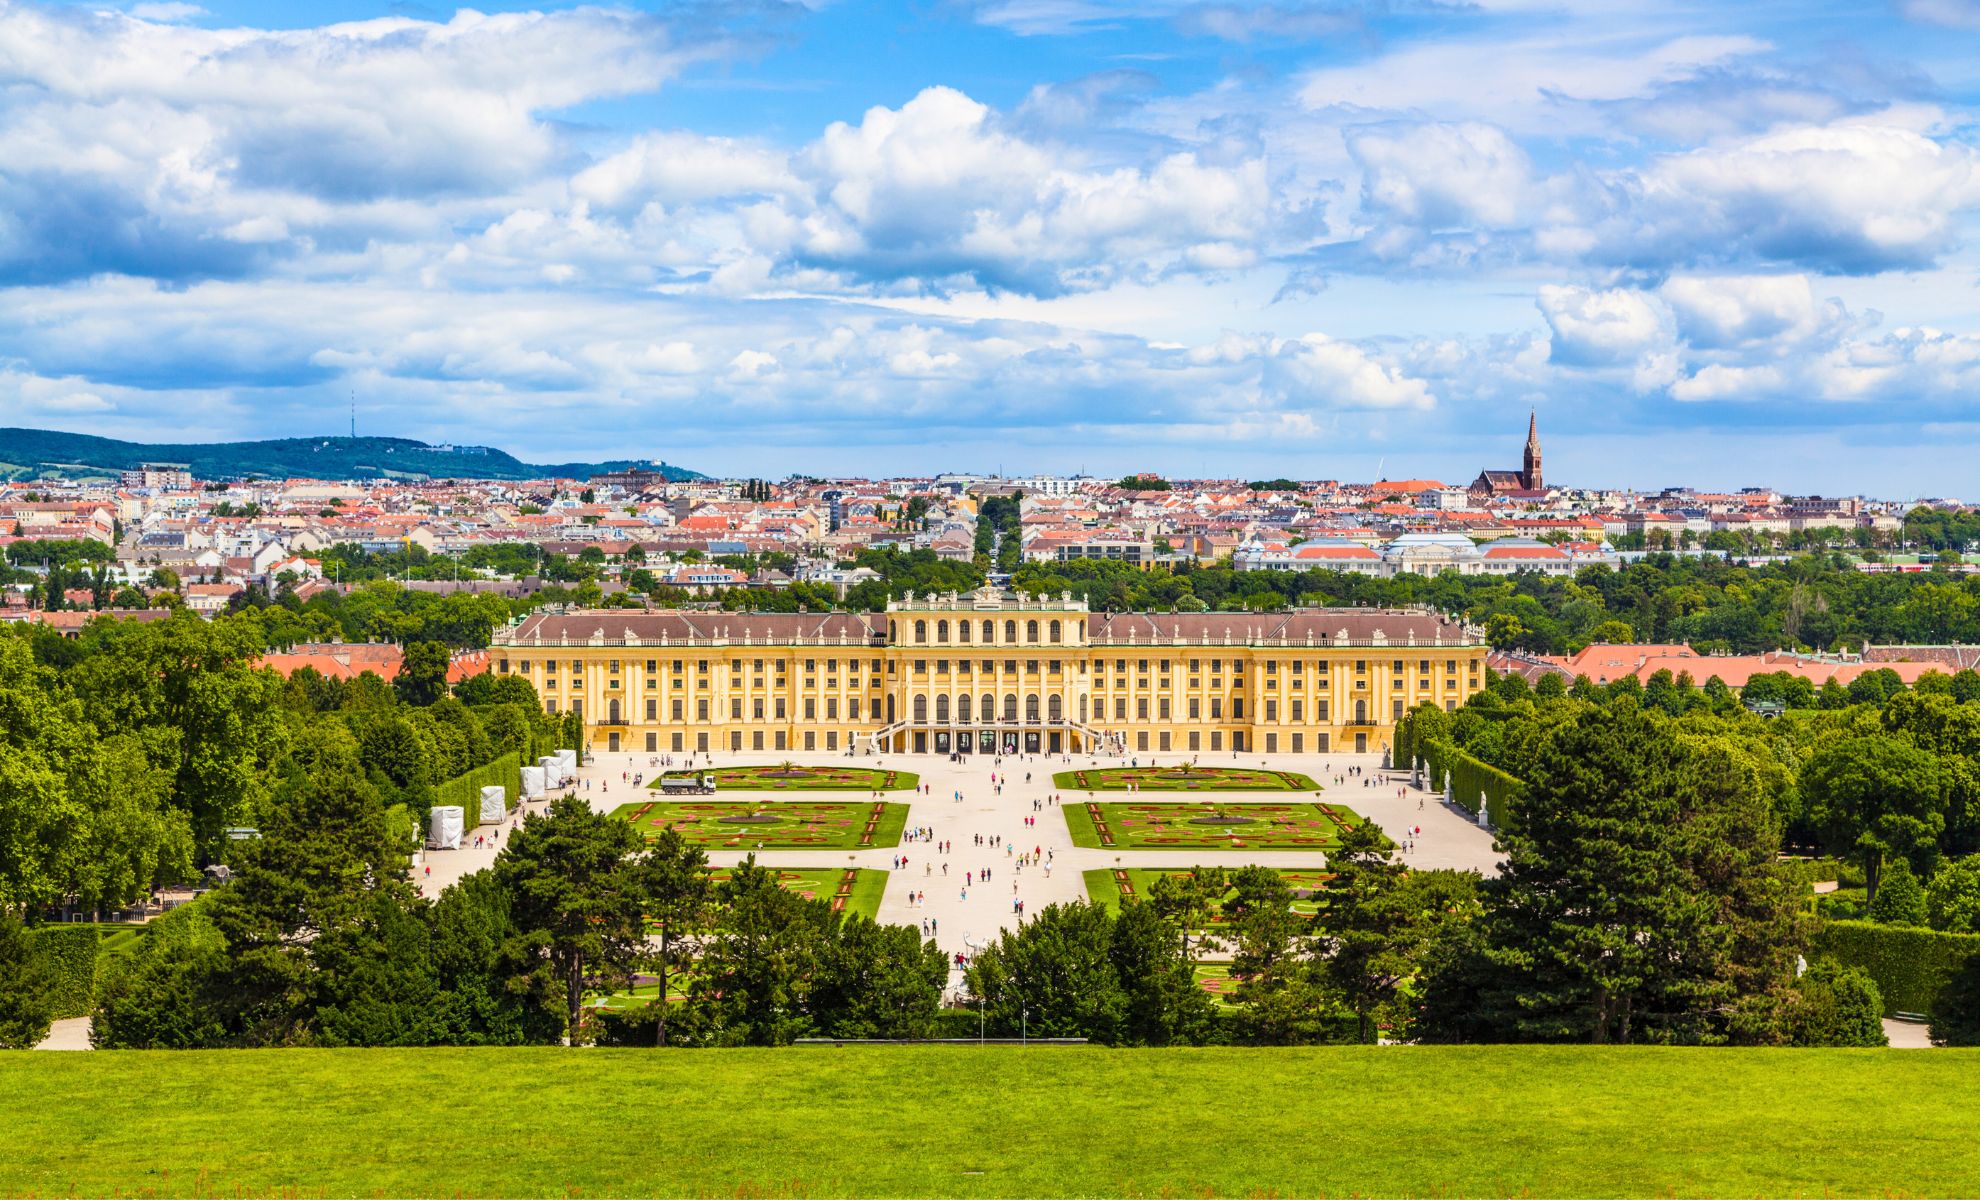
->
1537, 285, 1668, 367
0, 3, 759, 283
1334, 113, 1980, 276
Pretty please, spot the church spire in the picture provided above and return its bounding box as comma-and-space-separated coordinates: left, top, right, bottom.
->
1523, 409, 1543, 491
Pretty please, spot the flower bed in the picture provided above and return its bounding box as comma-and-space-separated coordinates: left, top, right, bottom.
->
1061, 801, 1362, 850
655, 765, 919, 792
610, 800, 909, 850
1052, 766, 1321, 792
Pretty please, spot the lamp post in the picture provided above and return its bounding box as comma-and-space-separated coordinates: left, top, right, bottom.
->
1021, 1002, 1028, 1047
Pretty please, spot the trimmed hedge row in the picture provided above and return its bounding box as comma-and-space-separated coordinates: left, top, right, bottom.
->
29, 925, 102, 1019
435, 752, 522, 831
1420, 740, 1523, 823
1811, 920, 1980, 1016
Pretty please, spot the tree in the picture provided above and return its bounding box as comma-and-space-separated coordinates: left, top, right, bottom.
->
394, 640, 452, 706
495, 796, 650, 1044
0, 912, 52, 1049
1927, 856, 1980, 933
1147, 867, 1225, 959
811, 917, 947, 1040
1426, 703, 1728, 1044
685, 858, 833, 1045
1109, 898, 1216, 1046
1802, 736, 1945, 904
964, 903, 1124, 1042
1868, 858, 1928, 926
632, 828, 710, 1046
1313, 821, 1412, 1043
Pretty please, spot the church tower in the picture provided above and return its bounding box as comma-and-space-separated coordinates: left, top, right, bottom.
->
1522, 410, 1542, 490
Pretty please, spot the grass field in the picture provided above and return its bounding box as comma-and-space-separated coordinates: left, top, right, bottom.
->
1082, 867, 1333, 921
1054, 765, 1320, 792
659, 764, 920, 791
6, 1046, 1980, 1196
613, 799, 910, 849
1063, 800, 1362, 850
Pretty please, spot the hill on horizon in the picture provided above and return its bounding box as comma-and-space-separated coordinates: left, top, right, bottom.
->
0, 428, 703, 484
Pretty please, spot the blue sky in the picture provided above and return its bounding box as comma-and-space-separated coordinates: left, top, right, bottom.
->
6, 0, 1980, 493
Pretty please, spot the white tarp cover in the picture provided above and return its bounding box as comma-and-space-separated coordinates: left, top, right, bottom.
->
428, 806, 464, 849
479, 785, 507, 823
520, 765, 546, 798
555, 749, 577, 779
539, 756, 565, 786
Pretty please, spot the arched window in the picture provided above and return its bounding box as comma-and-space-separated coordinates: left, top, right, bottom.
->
914, 620, 927, 644
936, 694, 950, 722
608, 698, 621, 723
1354, 699, 1367, 723
886, 696, 895, 723
1026, 694, 1041, 722
959, 621, 971, 643
958, 694, 973, 722
1026, 620, 1039, 643
1003, 693, 1019, 722
913, 695, 928, 722
936, 620, 948, 642
1079, 695, 1088, 722
982, 620, 995, 643
1005, 620, 1017, 643
982, 692, 996, 723
1048, 695, 1062, 722
1049, 620, 1062, 643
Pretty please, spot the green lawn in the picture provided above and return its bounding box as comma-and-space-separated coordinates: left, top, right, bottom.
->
1082, 867, 1333, 921
659, 764, 920, 791
5, 1047, 1980, 1196
1054, 765, 1320, 791
613, 799, 909, 849
1063, 800, 1363, 850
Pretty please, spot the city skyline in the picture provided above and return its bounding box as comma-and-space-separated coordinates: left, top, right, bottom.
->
5, 0, 1980, 493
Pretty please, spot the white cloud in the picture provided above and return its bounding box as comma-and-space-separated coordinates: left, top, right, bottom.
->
1537, 285, 1667, 366
1347, 122, 1537, 230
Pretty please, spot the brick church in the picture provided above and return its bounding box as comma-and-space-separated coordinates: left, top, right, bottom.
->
1468, 412, 1545, 501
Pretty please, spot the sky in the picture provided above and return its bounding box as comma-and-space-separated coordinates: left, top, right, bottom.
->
4, 0, 1980, 494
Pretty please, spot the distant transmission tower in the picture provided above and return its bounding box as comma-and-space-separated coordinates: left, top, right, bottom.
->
350, 393, 356, 439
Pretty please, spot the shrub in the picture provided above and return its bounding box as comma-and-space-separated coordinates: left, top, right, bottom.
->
1783, 960, 1886, 1047
1869, 860, 1928, 926
0, 912, 54, 1048
1927, 856, 1980, 933
29, 924, 101, 1020
1811, 920, 1980, 1016
1930, 953, 1980, 1045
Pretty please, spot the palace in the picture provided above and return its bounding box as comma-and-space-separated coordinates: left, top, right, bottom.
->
491, 588, 1489, 759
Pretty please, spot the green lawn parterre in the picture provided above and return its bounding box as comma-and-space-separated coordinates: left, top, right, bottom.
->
5, 1046, 1980, 1196
613, 799, 909, 849
1053, 765, 1320, 792
1082, 867, 1334, 922
1062, 800, 1363, 851
658, 764, 919, 791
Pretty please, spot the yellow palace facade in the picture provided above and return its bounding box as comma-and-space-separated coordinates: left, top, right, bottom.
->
490, 588, 1489, 758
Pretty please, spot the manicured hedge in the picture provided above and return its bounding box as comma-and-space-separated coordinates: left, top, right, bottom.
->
29, 925, 102, 1019
1420, 740, 1523, 824
435, 752, 522, 831
1811, 920, 1980, 1016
